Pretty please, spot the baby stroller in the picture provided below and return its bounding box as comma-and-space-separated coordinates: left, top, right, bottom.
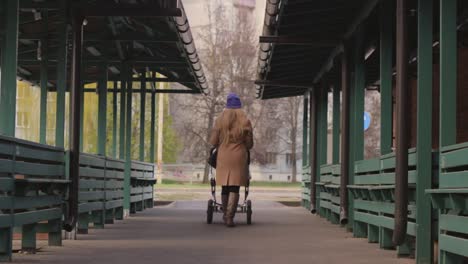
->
206, 150, 252, 225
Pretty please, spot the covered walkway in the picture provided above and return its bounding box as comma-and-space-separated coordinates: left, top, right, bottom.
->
14, 201, 412, 264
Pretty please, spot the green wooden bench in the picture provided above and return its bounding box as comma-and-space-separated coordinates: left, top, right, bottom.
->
349, 150, 417, 256
426, 142, 468, 264
130, 161, 156, 214
301, 165, 311, 209
77, 154, 125, 234
318, 164, 340, 224
0, 135, 67, 261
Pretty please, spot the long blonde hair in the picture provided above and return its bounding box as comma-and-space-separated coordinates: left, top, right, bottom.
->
219, 109, 249, 145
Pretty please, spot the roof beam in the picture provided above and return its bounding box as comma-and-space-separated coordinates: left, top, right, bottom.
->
20, 0, 59, 10
84, 32, 179, 43
254, 80, 313, 88
80, 4, 182, 17
259, 36, 339, 47
313, 0, 380, 83
83, 88, 199, 94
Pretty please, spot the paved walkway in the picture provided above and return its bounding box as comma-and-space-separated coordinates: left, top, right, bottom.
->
14, 201, 413, 264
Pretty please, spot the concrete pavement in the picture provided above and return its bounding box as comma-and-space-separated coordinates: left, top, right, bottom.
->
13, 201, 413, 264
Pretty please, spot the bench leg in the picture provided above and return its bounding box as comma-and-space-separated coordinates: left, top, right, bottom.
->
136, 201, 143, 212
92, 210, 105, 229
105, 209, 115, 224
397, 237, 413, 257
440, 251, 463, 264
330, 212, 339, 225
77, 213, 90, 234
0, 227, 13, 262
115, 207, 124, 220
130, 203, 136, 214
353, 221, 367, 238
379, 227, 394, 249
368, 224, 379, 243
22, 223, 37, 254
48, 219, 62, 246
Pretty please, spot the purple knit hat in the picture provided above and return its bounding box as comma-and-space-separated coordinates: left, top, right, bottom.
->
226, 92, 242, 109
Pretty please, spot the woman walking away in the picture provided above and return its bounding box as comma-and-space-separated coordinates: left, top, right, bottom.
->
209, 92, 254, 227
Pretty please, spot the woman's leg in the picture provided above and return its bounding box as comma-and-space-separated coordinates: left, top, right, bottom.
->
226, 185, 240, 227
221, 186, 229, 224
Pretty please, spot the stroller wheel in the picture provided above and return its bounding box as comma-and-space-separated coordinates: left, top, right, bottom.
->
207, 199, 214, 224
246, 200, 252, 225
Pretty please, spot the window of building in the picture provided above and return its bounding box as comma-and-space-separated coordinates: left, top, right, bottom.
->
286, 153, 295, 167
265, 152, 277, 165
16, 112, 29, 128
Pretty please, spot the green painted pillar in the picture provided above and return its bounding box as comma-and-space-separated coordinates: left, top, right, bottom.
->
348, 27, 365, 233
0, 0, 19, 137
97, 63, 108, 156
139, 75, 146, 161
112, 81, 118, 158
150, 90, 156, 163
124, 67, 133, 211
332, 83, 340, 164
55, 1, 68, 147
316, 82, 328, 213
302, 93, 309, 167
440, 0, 457, 147
39, 11, 49, 144
119, 75, 126, 160
353, 30, 365, 163
380, 0, 394, 155
79, 81, 84, 152
416, 1, 434, 263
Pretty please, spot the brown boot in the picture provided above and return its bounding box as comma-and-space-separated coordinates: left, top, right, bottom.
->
226, 193, 239, 227
221, 195, 229, 224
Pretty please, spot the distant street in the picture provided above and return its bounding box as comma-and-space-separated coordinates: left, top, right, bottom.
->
155, 186, 302, 202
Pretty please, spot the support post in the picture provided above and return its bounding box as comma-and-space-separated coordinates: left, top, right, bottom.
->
97, 62, 108, 156
112, 81, 118, 158
139, 75, 146, 161
379, 0, 396, 249
0, 0, 19, 137
309, 89, 318, 213
119, 76, 126, 160
439, 0, 457, 147
63, 14, 84, 232
350, 27, 365, 234
39, 10, 49, 144
380, 0, 394, 155
55, 1, 69, 147
340, 48, 350, 225
302, 93, 309, 167
332, 80, 340, 164
316, 81, 328, 215
150, 87, 156, 163
124, 66, 133, 214
416, 0, 434, 262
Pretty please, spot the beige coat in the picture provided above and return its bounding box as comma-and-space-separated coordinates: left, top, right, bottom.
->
209, 111, 253, 186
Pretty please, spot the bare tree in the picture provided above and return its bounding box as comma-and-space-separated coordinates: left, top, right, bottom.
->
171, 1, 261, 183
276, 96, 302, 183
